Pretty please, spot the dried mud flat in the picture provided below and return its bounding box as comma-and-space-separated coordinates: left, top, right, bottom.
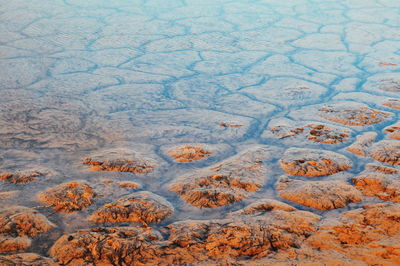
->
0, 0, 400, 265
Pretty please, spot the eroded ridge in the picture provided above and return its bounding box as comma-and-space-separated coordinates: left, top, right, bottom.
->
352, 163, 400, 202
0, 206, 55, 253
38, 181, 96, 212
50, 201, 319, 265
169, 146, 268, 208
318, 102, 391, 126
83, 149, 155, 174
167, 144, 211, 162
276, 177, 362, 210
279, 148, 352, 177
0, 170, 46, 184
88, 191, 174, 225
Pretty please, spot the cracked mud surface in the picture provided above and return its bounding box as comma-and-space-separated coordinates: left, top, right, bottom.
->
0, 0, 399, 264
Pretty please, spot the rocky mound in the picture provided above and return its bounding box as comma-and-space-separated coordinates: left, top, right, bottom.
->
49, 227, 164, 265
267, 120, 351, 144
347, 134, 400, 166
118, 181, 142, 189
383, 122, 400, 139
279, 148, 352, 177
369, 140, 400, 166
167, 144, 211, 162
318, 102, 391, 126
0, 236, 31, 253
83, 148, 155, 174
88, 191, 173, 225
38, 181, 96, 212
0, 170, 45, 184
346, 132, 377, 156
166, 208, 319, 260
352, 164, 400, 202
50, 202, 319, 265
0, 206, 54, 252
276, 177, 362, 210
169, 146, 268, 208
306, 203, 400, 265
0, 253, 55, 265
230, 199, 296, 216
0, 206, 55, 238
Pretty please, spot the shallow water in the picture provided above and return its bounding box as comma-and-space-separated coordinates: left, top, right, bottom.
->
0, 0, 399, 263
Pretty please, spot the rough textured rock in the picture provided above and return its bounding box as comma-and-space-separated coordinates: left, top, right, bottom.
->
0, 253, 55, 265
49, 227, 164, 265
279, 148, 352, 177
166, 207, 319, 261
0, 170, 45, 184
0, 206, 55, 237
347, 134, 400, 166
352, 164, 400, 202
383, 121, 400, 139
50, 203, 319, 265
383, 98, 400, 110
369, 140, 400, 166
0, 206, 54, 253
38, 181, 96, 212
267, 120, 351, 144
88, 191, 173, 225
276, 177, 362, 210
306, 203, 400, 265
167, 144, 211, 162
83, 148, 155, 174
318, 102, 391, 126
230, 199, 296, 216
346, 132, 377, 156
169, 146, 268, 208
0, 236, 31, 253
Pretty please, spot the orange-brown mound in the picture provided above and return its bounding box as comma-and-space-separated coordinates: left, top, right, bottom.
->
306, 203, 400, 264
352, 164, 400, 202
0, 171, 45, 184
369, 140, 400, 166
118, 181, 142, 189
276, 177, 362, 210
49, 227, 164, 265
318, 102, 391, 126
0, 206, 55, 238
38, 181, 96, 212
168, 145, 211, 162
88, 191, 173, 225
279, 148, 352, 177
169, 146, 268, 208
0, 253, 55, 265
0, 236, 31, 253
230, 199, 296, 216
269, 122, 351, 144
83, 157, 154, 174
50, 203, 319, 265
